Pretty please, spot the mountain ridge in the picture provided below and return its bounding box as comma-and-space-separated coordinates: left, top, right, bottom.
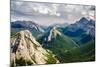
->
11, 17, 95, 65
11, 30, 59, 67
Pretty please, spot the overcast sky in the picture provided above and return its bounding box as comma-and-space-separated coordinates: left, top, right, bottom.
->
11, 1, 95, 26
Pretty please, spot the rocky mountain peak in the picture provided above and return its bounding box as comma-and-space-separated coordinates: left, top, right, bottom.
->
11, 30, 59, 67
77, 17, 89, 25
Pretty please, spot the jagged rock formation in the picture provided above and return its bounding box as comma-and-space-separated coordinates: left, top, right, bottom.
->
43, 27, 62, 43
10, 30, 59, 67
47, 27, 61, 42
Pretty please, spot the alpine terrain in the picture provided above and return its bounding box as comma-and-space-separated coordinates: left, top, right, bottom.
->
10, 30, 59, 67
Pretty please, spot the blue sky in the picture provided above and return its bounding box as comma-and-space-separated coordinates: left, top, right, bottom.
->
11, 1, 95, 26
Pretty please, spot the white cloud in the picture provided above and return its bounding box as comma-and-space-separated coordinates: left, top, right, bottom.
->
89, 11, 95, 19
11, 1, 95, 25
38, 7, 49, 14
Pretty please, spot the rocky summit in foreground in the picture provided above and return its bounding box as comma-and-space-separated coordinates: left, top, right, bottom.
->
10, 30, 59, 67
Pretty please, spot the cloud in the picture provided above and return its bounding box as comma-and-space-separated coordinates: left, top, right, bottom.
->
11, 1, 95, 25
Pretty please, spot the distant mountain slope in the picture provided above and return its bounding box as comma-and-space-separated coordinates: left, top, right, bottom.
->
11, 21, 45, 38
63, 17, 95, 37
62, 17, 95, 45
11, 21, 44, 32
11, 30, 59, 67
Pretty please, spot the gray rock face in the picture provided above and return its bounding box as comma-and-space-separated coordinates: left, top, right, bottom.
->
11, 30, 59, 67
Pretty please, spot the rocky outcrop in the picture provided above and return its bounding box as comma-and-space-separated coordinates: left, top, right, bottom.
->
46, 27, 61, 42
10, 30, 59, 67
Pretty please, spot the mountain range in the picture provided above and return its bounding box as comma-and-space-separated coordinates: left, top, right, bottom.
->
11, 17, 95, 66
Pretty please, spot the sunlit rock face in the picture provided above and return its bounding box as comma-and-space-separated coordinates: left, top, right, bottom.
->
11, 30, 59, 67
